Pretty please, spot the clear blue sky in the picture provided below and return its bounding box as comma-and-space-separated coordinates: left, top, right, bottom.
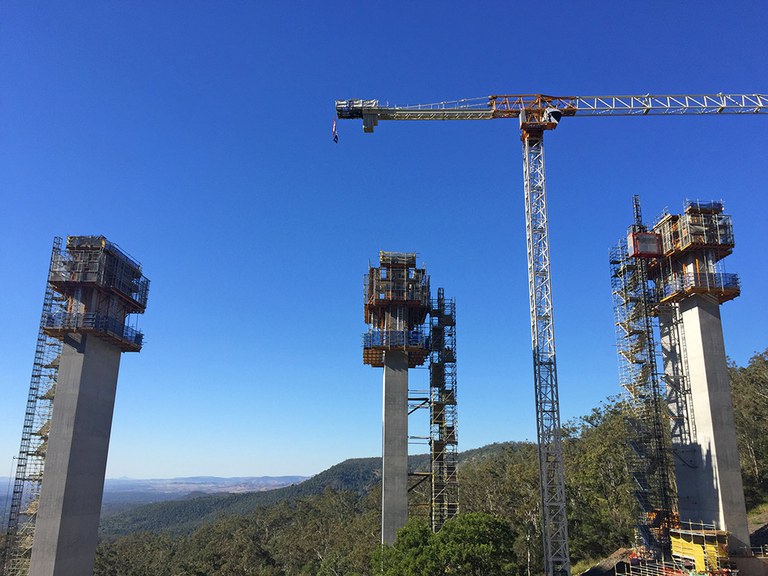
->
1, 2, 766, 479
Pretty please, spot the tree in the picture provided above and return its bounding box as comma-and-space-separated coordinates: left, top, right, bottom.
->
373, 513, 517, 576
460, 443, 543, 575
176, 516, 283, 576
433, 513, 517, 575
94, 532, 177, 576
730, 350, 768, 508
563, 399, 636, 564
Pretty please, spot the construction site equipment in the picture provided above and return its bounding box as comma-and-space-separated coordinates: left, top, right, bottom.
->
364, 252, 432, 544
336, 92, 766, 576
612, 197, 750, 559
670, 522, 730, 573
610, 197, 676, 559
429, 288, 458, 532
363, 252, 431, 369
44, 236, 149, 352
651, 201, 739, 305
2, 239, 64, 576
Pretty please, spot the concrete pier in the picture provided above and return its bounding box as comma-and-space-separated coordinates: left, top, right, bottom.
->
381, 350, 408, 544
676, 295, 750, 552
16, 235, 149, 576
29, 333, 121, 576
363, 252, 431, 545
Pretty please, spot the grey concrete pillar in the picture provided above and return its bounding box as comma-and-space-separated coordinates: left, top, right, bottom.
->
29, 333, 121, 576
381, 350, 408, 544
677, 295, 750, 552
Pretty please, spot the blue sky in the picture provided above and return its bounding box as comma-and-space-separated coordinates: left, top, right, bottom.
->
1, 2, 766, 479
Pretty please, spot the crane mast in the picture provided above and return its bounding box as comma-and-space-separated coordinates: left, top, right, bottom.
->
523, 125, 570, 576
335, 93, 766, 576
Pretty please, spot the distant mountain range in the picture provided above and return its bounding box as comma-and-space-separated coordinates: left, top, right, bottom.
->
100, 475, 308, 515
0, 475, 307, 521
98, 442, 520, 538
2, 442, 520, 539
103, 475, 307, 499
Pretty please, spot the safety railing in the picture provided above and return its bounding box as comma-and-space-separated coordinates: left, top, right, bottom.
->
363, 329, 429, 349
44, 312, 143, 348
660, 272, 739, 298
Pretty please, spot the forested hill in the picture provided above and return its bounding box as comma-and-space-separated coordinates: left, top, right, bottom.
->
85, 351, 765, 575
99, 442, 521, 538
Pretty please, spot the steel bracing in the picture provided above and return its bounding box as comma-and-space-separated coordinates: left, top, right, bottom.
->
657, 304, 695, 447
2, 238, 64, 576
523, 133, 570, 576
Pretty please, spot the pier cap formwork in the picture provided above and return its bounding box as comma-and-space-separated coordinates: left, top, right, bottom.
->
363, 251, 430, 368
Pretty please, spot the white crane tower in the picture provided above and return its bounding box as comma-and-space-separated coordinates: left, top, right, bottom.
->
335, 93, 767, 576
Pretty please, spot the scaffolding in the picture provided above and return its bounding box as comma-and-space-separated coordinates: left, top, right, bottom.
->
615, 523, 734, 576
670, 522, 730, 573
429, 288, 458, 532
2, 239, 64, 576
610, 198, 676, 559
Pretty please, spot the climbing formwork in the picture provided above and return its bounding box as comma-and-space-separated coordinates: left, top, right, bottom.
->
44, 236, 148, 352
363, 252, 431, 368
651, 201, 739, 305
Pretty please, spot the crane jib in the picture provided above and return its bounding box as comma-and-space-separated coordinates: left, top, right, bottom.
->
335, 94, 768, 128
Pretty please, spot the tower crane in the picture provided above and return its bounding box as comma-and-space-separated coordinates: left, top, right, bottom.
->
335, 93, 767, 576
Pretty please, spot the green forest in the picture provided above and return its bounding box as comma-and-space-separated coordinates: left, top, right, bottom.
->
5, 351, 767, 576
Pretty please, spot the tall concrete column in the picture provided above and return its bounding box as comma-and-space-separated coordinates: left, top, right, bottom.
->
29, 333, 121, 576
677, 294, 750, 552
381, 350, 408, 544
